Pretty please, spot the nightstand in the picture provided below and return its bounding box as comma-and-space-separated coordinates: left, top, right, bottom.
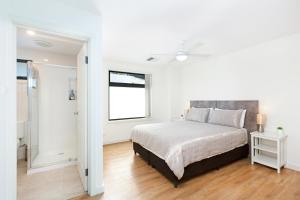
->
251, 131, 287, 173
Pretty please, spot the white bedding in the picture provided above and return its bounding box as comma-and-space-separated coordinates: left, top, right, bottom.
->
131, 121, 247, 179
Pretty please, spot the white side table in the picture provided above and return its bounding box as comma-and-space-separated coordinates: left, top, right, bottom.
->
251, 131, 287, 173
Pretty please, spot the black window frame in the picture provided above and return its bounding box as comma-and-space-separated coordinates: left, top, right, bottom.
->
108, 70, 147, 121
16, 59, 32, 80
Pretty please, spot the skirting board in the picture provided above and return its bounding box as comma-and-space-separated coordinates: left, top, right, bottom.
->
27, 161, 77, 175
286, 162, 300, 172
103, 138, 131, 145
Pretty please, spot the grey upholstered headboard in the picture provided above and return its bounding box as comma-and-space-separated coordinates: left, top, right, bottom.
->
190, 100, 259, 134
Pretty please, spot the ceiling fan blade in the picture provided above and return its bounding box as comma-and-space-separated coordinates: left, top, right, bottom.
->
186, 54, 211, 57
151, 54, 177, 57
152, 53, 176, 56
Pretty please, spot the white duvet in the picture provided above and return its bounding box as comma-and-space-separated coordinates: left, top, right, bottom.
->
131, 121, 247, 179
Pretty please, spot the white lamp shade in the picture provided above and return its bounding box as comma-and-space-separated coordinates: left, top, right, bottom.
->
256, 114, 264, 125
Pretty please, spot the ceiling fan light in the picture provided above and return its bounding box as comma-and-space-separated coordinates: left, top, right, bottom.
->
176, 53, 188, 62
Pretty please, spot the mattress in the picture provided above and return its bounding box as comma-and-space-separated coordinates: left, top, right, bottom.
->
131, 121, 247, 179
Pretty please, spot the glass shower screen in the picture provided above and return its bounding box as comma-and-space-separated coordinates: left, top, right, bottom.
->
27, 62, 39, 169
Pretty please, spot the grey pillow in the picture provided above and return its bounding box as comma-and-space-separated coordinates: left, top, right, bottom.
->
208, 109, 243, 128
185, 107, 210, 123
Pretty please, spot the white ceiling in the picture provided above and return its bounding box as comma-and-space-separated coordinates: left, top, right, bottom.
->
60, 0, 300, 64
17, 28, 83, 56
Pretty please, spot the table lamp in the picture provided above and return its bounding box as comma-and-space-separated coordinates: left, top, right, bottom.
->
257, 113, 264, 133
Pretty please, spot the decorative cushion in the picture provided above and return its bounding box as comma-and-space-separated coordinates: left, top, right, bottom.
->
208, 109, 244, 128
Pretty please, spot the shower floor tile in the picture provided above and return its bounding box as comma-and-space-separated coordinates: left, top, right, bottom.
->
17, 160, 85, 200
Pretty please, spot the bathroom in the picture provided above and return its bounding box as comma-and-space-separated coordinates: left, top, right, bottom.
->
16, 27, 88, 199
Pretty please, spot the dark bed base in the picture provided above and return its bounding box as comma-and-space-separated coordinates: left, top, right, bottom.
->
133, 142, 249, 187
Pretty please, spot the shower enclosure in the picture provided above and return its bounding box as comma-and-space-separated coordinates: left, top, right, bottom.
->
26, 62, 79, 172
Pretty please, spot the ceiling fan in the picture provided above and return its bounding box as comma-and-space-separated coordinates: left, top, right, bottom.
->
152, 41, 210, 62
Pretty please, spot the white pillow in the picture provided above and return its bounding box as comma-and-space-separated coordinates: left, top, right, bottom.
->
185, 107, 210, 123
240, 109, 247, 128
215, 108, 246, 128
208, 109, 244, 128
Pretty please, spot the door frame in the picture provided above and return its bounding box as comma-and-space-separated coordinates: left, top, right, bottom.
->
12, 20, 103, 196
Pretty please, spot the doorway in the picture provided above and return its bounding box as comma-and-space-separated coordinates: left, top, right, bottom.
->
16, 27, 88, 199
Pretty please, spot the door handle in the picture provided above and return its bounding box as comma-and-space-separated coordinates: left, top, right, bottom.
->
74, 112, 79, 115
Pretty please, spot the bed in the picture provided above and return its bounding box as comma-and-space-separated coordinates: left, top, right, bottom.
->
132, 100, 258, 187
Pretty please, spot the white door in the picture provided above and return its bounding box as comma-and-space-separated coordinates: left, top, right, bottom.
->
77, 43, 88, 191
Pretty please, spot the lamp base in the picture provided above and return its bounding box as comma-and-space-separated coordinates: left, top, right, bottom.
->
258, 125, 264, 133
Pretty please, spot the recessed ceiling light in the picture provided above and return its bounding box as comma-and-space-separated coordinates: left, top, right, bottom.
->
26, 30, 36, 36
34, 40, 53, 48
43, 58, 48, 62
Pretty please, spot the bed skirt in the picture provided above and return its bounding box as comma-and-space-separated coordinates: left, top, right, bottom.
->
133, 142, 249, 187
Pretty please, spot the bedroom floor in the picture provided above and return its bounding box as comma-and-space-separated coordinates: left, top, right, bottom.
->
74, 141, 300, 200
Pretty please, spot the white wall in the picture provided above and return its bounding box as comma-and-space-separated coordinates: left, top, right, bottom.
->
103, 60, 170, 144
170, 33, 300, 170
18, 48, 76, 66
0, 0, 103, 198
167, 64, 183, 120
17, 80, 28, 123
0, 16, 17, 200
17, 80, 28, 160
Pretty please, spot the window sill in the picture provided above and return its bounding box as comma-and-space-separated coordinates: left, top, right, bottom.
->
106, 117, 152, 124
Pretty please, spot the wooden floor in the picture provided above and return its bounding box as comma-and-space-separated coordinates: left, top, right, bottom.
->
73, 142, 300, 200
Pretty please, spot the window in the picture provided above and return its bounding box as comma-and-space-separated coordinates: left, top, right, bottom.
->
17, 59, 31, 80
109, 70, 151, 120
